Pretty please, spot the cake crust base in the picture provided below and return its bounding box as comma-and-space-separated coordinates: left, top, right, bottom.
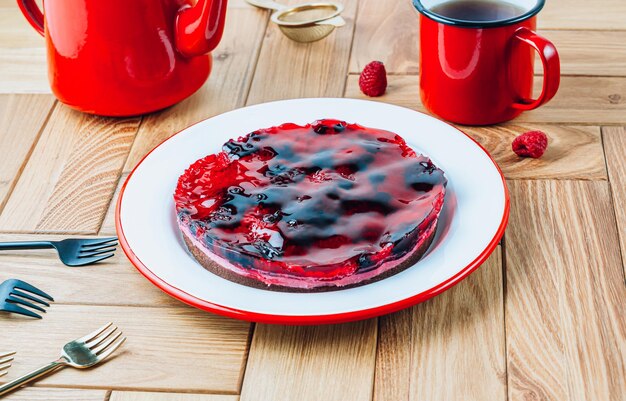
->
182, 222, 438, 293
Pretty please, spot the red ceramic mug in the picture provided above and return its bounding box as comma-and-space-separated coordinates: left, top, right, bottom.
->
413, 0, 560, 125
17, 0, 228, 116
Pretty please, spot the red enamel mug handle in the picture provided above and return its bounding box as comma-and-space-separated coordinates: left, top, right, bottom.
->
16, 0, 44, 36
512, 27, 560, 111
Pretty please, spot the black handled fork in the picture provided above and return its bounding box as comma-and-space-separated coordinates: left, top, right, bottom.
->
0, 237, 117, 266
0, 279, 54, 319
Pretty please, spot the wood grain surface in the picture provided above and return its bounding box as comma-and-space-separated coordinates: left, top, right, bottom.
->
0, 105, 141, 234
506, 180, 626, 401
349, 8, 626, 77
0, 94, 55, 210
0, 0, 625, 399
0, 388, 107, 401
349, 0, 419, 75
461, 124, 606, 180
602, 126, 626, 275
375, 247, 506, 401
0, 0, 48, 93
246, 0, 358, 104
540, 0, 626, 30
0, 234, 179, 307
345, 75, 626, 124
0, 305, 251, 393
240, 320, 377, 401
110, 391, 238, 401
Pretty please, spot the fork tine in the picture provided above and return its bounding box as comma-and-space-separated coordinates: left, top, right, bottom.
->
76, 322, 113, 343
11, 289, 51, 307
0, 351, 15, 376
92, 331, 123, 354
0, 351, 16, 359
95, 336, 126, 361
0, 357, 15, 366
79, 247, 116, 258
80, 243, 117, 254
79, 237, 118, 248
12, 280, 54, 301
1, 302, 41, 318
86, 325, 117, 348
68, 253, 115, 266
7, 296, 46, 313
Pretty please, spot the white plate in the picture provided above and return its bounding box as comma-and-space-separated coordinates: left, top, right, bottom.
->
116, 98, 509, 324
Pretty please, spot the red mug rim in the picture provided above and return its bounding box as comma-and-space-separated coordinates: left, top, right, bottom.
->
412, 0, 545, 28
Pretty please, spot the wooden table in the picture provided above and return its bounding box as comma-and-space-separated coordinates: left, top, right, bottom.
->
1, 0, 625, 400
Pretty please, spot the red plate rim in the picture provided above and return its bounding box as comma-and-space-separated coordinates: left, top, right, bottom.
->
115, 104, 510, 325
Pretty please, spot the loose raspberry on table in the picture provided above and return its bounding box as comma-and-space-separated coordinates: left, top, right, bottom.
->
512, 130, 548, 158
359, 61, 387, 97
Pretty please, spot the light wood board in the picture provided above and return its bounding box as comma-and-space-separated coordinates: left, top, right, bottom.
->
110, 391, 238, 401
345, 74, 626, 125
0, 388, 107, 401
602, 126, 626, 276
240, 320, 377, 401
375, 247, 506, 401
246, 0, 358, 104
0, 304, 251, 393
506, 180, 626, 401
0, 94, 55, 210
0, 105, 141, 234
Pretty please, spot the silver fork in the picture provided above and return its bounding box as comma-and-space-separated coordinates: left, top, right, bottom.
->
0, 352, 15, 378
0, 323, 126, 397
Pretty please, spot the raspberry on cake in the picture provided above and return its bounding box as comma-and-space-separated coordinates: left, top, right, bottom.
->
174, 119, 447, 292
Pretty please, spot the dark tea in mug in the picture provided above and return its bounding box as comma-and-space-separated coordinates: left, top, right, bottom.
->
430, 0, 526, 22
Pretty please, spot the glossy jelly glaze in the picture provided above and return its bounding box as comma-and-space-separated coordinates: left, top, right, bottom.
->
175, 119, 447, 286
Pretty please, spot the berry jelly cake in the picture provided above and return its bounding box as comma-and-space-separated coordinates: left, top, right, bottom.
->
174, 119, 447, 292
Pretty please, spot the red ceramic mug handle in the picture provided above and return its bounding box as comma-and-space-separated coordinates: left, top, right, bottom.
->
16, 0, 44, 36
512, 27, 560, 111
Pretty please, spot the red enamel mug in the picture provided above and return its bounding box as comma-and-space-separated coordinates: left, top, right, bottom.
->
413, 0, 560, 125
17, 0, 228, 116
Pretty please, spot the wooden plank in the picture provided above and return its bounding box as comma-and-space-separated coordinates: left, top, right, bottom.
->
344, 73, 423, 112
602, 126, 626, 275
240, 320, 377, 401
349, 5, 626, 76
349, 0, 419, 75
540, 0, 626, 30
461, 124, 606, 180
110, 392, 238, 401
505, 180, 567, 401
0, 0, 44, 48
374, 247, 506, 401
0, 94, 55, 210
246, 0, 358, 104
345, 77, 606, 179
534, 30, 626, 77
0, 104, 141, 234
0, 0, 48, 93
100, 172, 127, 236
99, 3, 267, 235
0, 388, 106, 401
0, 233, 180, 307
0, 48, 48, 93
345, 75, 626, 124
519, 76, 626, 124
0, 304, 251, 393
506, 180, 626, 401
